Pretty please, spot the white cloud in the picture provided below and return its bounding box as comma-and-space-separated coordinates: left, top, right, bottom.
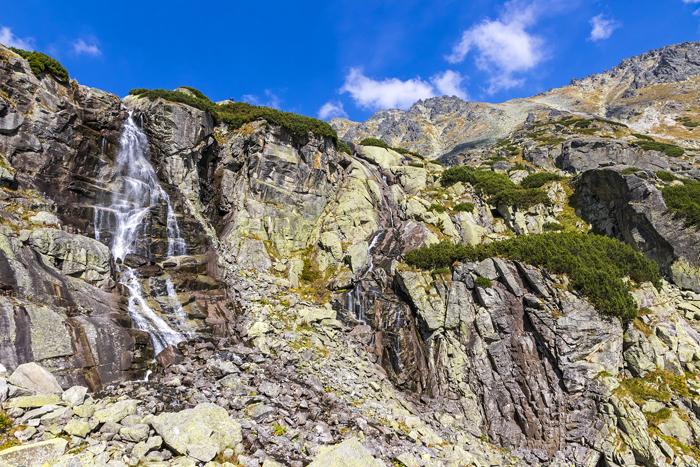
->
446, 0, 546, 93
73, 38, 101, 56
340, 68, 468, 111
318, 101, 348, 120
589, 15, 619, 41
242, 89, 281, 109
431, 70, 469, 99
0, 26, 33, 50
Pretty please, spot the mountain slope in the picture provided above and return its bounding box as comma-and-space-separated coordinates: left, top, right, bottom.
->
334, 41, 700, 158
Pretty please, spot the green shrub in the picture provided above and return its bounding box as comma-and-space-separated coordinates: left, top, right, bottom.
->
656, 171, 677, 182
0, 411, 11, 433
359, 137, 420, 157
300, 257, 321, 283
10, 47, 68, 83
543, 222, 563, 231
475, 276, 492, 288
453, 202, 475, 213
441, 166, 551, 209
405, 232, 661, 320
633, 140, 685, 158
360, 137, 390, 149
337, 140, 352, 155
129, 88, 338, 145
620, 167, 640, 175
662, 179, 700, 228
429, 203, 447, 213
178, 86, 212, 102
677, 116, 700, 129
520, 172, 564, 188
632, 133, 655, 141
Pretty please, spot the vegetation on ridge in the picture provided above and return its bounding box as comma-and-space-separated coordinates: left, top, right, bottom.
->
662, 179, 700, 228
404, 232, 661, 320
129, 88, 338, 144
10, 47, 68, 83
359, 137, 422, 157
441, 166, 551, 209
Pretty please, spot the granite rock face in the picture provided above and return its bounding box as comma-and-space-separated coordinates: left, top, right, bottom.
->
573, 169, 700, 291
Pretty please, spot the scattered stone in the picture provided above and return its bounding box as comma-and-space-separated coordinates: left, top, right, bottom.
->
61, 386, 88, 407
64, 419, 92, 438
7, 394, 61, 408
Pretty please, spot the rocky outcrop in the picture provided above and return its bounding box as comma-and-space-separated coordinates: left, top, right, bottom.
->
573, 169, 700, 291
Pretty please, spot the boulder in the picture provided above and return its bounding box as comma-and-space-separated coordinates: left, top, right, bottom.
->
0, 438, 68, 466
93, 399, 138, 424
149, 403, 242, 462
308, 438, 384, 467
8, 363, 63, 394
61, 386, 88, 406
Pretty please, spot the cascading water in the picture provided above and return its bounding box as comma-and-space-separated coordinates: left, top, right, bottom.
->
96, 111, 189, 355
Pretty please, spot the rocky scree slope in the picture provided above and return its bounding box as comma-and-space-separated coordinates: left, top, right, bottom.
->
0, 43, 699, 466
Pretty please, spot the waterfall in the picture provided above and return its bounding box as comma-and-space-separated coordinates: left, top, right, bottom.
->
96, 112, 187, 355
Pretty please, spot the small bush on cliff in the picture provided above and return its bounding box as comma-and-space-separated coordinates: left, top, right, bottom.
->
475, 276, 492, 288
10, 48, 68, 83
656, 171, 677, 182
405, 232, 660, 320
441, 166, 550, 209
129, 88, 338, 145
359, 137, 421, 157
453, 202, 475, 213
633, 139, 685, 158
662, 179, 700, 228
520, 172, 564, 189
360, 137, 390, 149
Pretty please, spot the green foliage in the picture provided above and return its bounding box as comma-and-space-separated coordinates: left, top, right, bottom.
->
677, 116, 700, 129
429, 203, 447, 213
10, 47, 68, 83
520, 172, 564, 188
360, 137, 390, 149
633, 139, 685, 158
475, 276, 492, 288
453, 202, 475, 213
617, 370, 690, 405
441, 166, 551, 209
0, 411, 11, 433
656, 170, 677, 182
359, 137, 421, 157
300, 257, 321, 283
620, 167, 640, 175
405, 232, 661, 320
271, 422, 287, 436
662, 179, 700, 228
543, 221, 564, 231
178, 86, 212, 102
632, 133, 654, 141
337, 140, 352, 155
129, 88, 338, 144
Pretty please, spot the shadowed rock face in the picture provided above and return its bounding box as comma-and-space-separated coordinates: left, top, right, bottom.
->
0, 48, 234, 389
396, 259, 623, 464
573, 169, 700, 290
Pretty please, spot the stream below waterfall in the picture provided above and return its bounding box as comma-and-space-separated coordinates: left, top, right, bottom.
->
95, 112, 189, 355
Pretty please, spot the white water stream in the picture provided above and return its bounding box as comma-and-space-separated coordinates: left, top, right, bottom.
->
95, 112, 188, 355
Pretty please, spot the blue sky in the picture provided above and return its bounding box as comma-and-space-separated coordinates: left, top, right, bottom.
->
2, 0, 700, 122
